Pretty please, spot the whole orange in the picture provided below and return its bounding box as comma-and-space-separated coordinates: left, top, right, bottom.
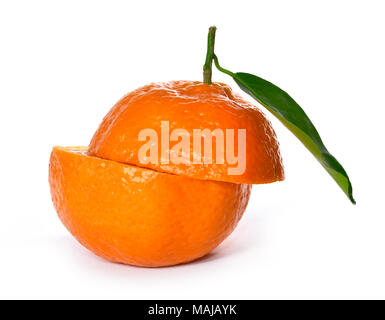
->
49, 81, 284, 267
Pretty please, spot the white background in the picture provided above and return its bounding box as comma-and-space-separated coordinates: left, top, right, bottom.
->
1, 0, 384, 299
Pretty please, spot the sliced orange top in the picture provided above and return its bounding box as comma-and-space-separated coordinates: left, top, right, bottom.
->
89, 81, 284, 184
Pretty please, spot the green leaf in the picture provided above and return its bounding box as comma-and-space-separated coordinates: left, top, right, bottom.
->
213, 56, 355, 204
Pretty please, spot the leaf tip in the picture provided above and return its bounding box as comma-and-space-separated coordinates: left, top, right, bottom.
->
349, 190, 356, 205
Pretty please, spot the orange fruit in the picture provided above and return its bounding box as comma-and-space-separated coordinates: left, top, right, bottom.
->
49, 146, 251, 267
49, 81, 284, 267
89, 81, 284, 184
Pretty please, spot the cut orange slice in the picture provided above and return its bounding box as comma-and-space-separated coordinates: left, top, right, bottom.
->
89, 81, 284, 184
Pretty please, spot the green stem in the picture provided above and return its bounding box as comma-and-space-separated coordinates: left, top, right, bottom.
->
213, 54, 235, 77
203, 26, 217, 84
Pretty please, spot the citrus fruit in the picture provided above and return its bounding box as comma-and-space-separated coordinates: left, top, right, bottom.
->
48, 26, 355, 268
49, 81, 283, 267
49, 146, 252, 267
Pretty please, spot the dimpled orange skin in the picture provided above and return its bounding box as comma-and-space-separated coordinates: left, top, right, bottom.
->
49, 146, 251, 267
89, 81, 284, 184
